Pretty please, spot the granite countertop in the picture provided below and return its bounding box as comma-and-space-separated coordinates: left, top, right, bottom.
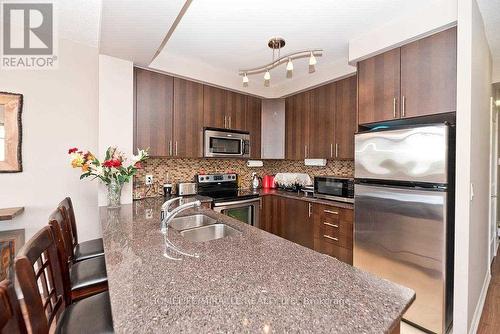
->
162, 194, 213, 204
135, 189, 353, 210
100, 198, 413, 333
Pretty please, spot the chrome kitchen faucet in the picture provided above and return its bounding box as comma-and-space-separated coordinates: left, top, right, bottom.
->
160, 197, 202, 233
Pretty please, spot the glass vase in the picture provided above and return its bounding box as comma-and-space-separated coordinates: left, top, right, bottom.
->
107, 179, 123, 208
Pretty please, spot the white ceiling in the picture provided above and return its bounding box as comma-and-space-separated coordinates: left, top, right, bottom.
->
477, 0, 500, 83
57, 0, 101, 47
149, 0, 438, 97
95, 0, 463, 97
99, 0, 186, 65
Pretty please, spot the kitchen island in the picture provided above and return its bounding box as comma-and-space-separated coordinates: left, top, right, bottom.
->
100, 197, 414, 333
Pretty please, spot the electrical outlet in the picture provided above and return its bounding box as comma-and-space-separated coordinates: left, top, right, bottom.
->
145, 209, 153, 219
145, 175, 153, 186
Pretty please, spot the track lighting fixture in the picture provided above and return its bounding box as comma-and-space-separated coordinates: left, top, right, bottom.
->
239, 37, 322, 87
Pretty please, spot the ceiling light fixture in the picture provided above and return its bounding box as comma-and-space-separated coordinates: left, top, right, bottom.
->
239, 37, 323, 87
286, 58, 293, 78
309, 52, 317, 66
264, 69, 271, 87
308, 52, 317, 73
242, 73, 249, 87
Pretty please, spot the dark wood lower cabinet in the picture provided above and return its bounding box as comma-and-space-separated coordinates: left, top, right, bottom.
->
260, 195, 353, 265
283, 199, 314, 249
260, 195, 285, 237
313, 203, 353, 264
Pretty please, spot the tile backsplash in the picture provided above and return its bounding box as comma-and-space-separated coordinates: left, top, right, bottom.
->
133, 158, 353, 199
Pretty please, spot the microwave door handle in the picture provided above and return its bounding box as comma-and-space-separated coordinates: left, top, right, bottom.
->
240, 139, 245, 155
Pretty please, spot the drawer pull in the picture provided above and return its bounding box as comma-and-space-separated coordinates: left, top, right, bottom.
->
323, 235, 338, 241
323, 222, 338, 228
324, 210, 339, 215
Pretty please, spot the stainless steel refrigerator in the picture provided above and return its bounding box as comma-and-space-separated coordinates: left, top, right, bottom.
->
354, 124, 454, 334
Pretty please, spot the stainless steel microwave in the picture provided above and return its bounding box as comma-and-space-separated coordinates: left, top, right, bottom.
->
204, 128, 250, 158
314, 176, 354, 203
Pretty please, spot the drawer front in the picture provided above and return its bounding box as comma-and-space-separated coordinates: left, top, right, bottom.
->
314, 204, 353, 249
314, 238, 353, 265
320, 223, 352, 249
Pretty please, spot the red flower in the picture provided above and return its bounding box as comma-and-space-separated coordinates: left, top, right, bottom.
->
134, 162, 143, 169
103, 159, 122, 168
68, 147, 78, 154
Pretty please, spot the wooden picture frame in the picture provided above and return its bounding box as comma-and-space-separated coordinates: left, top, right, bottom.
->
0, 229, 25, 281
0, 92, 23, 173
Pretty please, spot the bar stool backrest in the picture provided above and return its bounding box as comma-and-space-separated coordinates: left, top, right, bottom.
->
14, 227, 65, 334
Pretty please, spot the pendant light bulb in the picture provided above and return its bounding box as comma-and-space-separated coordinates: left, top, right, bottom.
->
309, 52, 317, 66
242, 73, 249, 87
286, 58, 293, 78
264, 70, 271, 80
264, 69, 271, 87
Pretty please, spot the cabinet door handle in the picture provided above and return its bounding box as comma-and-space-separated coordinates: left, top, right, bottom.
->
330, 143, 333, 158
169, 141, 173, 156
402, 95, 406, 118
335, 143, 339, 158
308, 203, 312, 218
324, 209, 339, 215
305, 145, 308, 158
229, 116, 232, 128
323, 222, 339, 228
323, 235, 338, 241
393, 97, 397, 118
175, 141, 178, 156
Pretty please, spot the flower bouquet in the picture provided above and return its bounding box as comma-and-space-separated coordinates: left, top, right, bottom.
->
68, 146, 149, 207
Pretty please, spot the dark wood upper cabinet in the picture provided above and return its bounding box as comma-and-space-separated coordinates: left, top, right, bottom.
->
285, 91, 310, 160
134, 68, 173, 156
203, 86, 247, 130
309, 83, 335, 159
203, 85, 226, 128
358, 27, 457, 126
401, 27, 457, 118
225, 91, 247, 130
335, 76, 357, 160
173, 78, 204, 158
357, 48, 401, 125
246, 96, 262, 159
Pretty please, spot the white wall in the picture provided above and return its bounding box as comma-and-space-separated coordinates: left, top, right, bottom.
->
98, 55, 134, 206
493, 61, 500, 84
349, 0, 457, 63
0, 39, 100, 241
261, 99, 285, 159
455, 0, 493, 332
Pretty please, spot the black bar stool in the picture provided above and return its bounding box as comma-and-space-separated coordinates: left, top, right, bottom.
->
59, 197, 104, 262
14, 226, 114, 334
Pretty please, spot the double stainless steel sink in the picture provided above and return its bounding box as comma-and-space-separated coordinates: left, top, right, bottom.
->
170, 214, 241, 242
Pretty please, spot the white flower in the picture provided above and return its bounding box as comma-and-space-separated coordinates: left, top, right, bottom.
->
132, 149, 148, 163
90, 164, 104, 177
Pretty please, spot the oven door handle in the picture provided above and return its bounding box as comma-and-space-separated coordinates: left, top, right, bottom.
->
213, 198, 261, 207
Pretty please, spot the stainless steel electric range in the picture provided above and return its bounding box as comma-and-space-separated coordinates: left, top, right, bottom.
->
196, 173, 260, 227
